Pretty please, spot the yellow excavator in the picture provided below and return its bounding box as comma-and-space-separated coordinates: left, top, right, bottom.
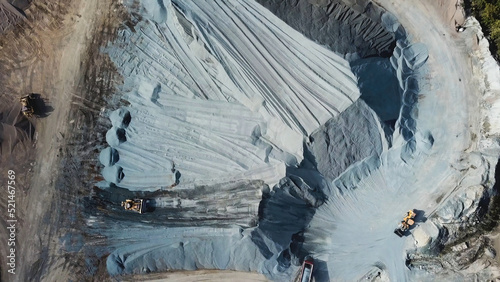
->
121, 199, 146, 214
394, 209, 416, 237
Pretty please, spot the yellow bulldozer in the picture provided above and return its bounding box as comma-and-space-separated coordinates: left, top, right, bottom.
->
19, 94, 36, 117
394, 209, 416, 237
121, 199, 146, 214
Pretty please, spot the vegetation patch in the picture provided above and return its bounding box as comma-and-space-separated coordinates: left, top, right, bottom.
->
465, 0, 500, 59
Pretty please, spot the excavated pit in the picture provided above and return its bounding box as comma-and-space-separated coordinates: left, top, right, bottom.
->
90, 0, 469, 281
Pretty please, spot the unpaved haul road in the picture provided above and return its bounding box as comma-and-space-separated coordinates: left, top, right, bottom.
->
1, 1, 105, 281
375, 0, 480, 216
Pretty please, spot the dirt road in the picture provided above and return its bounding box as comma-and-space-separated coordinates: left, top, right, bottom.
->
0, 0, 122, 280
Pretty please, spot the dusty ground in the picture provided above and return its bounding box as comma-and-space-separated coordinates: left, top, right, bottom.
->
0, 0, 125, 280
121, 270, 269, 282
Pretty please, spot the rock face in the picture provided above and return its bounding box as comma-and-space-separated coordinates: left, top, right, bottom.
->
256, 0, 396, 57
409, 236, 494, 277
435, 185, 487, 225
466, 17, 500, 140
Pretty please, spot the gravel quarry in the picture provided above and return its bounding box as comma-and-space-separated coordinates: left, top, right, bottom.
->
1, 0, 500, 281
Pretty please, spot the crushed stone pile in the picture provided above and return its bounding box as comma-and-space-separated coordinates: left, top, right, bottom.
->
95, 0, 500, 280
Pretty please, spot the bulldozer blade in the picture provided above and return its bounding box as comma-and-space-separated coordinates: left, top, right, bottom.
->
394, 229, 404, 237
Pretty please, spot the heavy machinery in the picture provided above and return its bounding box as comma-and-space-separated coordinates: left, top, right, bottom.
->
394, 209, 416, 237
121, 199, 146, 214
20, 94, 36, 117
299, 257, 314, 282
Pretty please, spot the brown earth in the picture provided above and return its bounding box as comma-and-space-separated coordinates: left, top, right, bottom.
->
0, 0, 126, 280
